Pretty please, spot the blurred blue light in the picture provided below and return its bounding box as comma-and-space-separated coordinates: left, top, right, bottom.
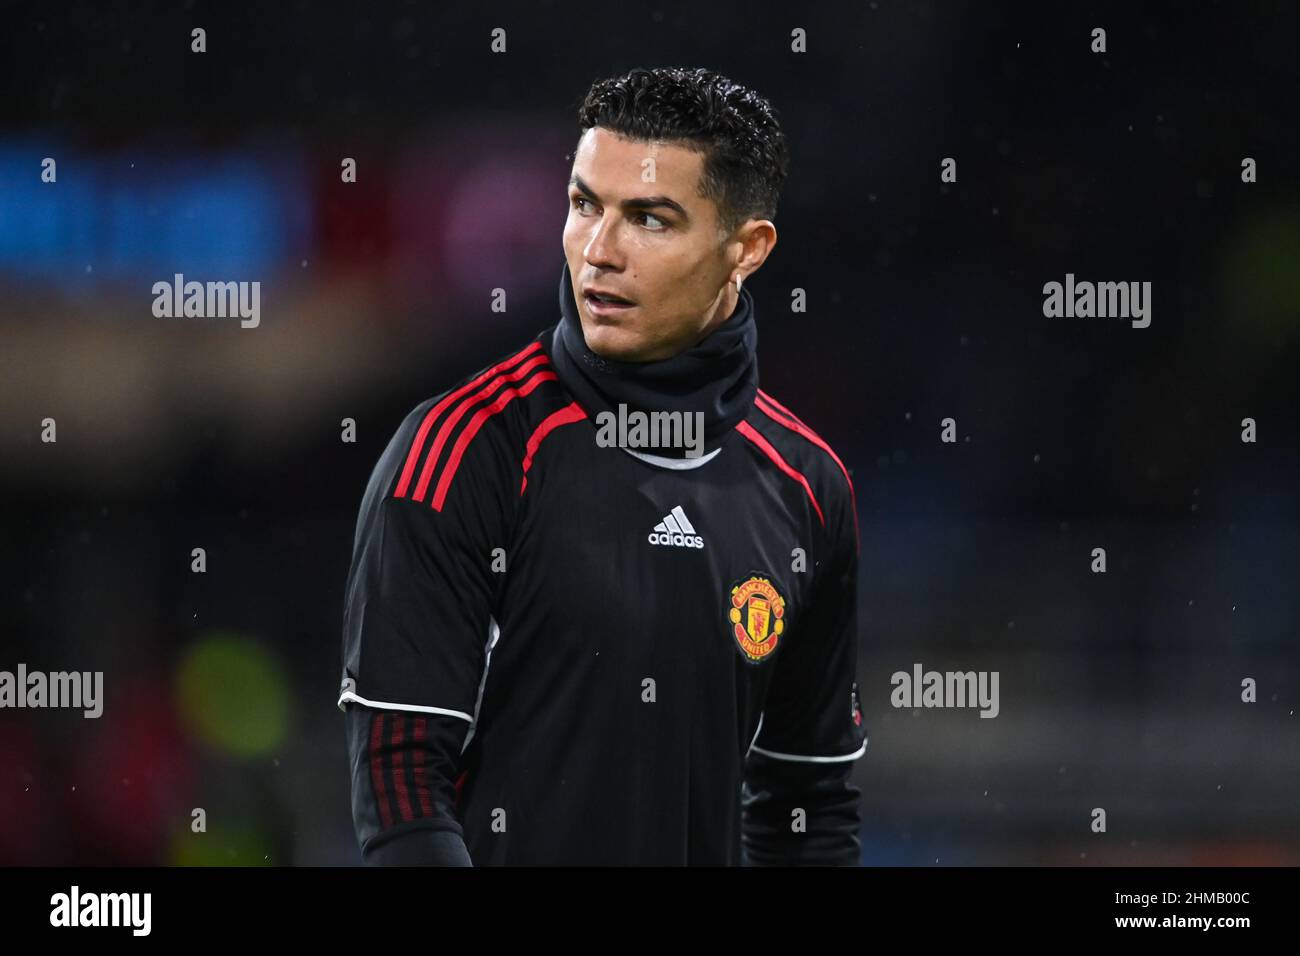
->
0, 144, 313, 290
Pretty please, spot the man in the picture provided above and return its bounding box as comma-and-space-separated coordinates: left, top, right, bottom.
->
339, 66, 866, 865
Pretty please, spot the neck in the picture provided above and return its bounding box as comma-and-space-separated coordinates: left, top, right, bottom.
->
690, 282, 739, 350
548, 260, 760, 454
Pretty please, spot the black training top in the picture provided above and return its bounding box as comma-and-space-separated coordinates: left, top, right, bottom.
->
339, 261, 866, 865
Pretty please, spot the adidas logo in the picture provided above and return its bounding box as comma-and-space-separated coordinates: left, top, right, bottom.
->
647, 505, 705, 549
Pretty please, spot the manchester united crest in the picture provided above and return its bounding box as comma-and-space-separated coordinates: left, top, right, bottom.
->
728, 574, 786, 663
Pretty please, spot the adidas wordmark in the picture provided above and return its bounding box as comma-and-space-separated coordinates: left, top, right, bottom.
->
647, 506, 704, 549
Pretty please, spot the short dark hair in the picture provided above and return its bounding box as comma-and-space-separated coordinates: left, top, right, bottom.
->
576, 67, 790, 236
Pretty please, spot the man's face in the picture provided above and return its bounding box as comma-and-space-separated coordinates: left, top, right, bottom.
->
563, 127, 736, 362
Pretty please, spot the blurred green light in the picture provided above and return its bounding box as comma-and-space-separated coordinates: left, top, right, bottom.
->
176, 632, 289, 757
170, 823, 275, 867
1222, 206, 1300, 338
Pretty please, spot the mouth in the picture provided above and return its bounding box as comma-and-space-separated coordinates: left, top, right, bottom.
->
582, 287, 637, 316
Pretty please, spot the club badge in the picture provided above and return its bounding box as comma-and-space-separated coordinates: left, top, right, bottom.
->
728, 574, 786, 663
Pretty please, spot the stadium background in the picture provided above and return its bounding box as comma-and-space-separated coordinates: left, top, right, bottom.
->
1, 1, 1296, 864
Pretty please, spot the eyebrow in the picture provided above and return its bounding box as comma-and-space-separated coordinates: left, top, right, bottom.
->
569, 175, 690, 222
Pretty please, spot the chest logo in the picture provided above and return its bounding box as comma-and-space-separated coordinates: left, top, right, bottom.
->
728, 574, 786, 663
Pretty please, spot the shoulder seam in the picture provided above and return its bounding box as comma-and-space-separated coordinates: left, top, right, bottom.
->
519, 401, 587, 497
753, 388, 860, 552
735, 419, 825, 528
390, 341, 560, 510
429, 365, 558, 511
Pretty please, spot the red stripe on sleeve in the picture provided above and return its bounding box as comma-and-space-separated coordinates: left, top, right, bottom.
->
389, 716, 414, 823
394, 341, 543, 499
433, 370, 558, 511
412, 353, 551, 502
411, 717, 433, 818
519, 402, 587, 496
755, 387, 808, 427
369, 713, 394, 830
735, 420, 825, 527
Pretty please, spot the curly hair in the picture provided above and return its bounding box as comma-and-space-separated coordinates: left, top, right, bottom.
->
576, 67, 790, 236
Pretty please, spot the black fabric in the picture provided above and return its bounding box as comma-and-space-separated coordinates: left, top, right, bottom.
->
741, 752, 862, 866
345, 705, 471, 865
341, 275, 865, 865
551, 260, 759, 454
365, 827, 474, 867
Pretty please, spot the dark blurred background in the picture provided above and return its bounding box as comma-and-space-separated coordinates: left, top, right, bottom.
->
1, 0, 1296, 865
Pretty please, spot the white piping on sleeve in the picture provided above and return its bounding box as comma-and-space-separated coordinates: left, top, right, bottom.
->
336, 688, 473, 723
745, 712, 765, 758
461, 615, 501, 755
749, 737, 868, 763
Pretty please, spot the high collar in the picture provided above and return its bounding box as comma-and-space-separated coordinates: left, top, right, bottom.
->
548, 261, 759, 454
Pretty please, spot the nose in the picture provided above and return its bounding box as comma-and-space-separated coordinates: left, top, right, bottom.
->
583, 211, 624, 271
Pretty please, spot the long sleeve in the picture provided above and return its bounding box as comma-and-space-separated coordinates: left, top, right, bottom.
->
339, 393, 519, 865
740, 753, 862, 866
345, 705, 473, 865
741, 477, 866, 866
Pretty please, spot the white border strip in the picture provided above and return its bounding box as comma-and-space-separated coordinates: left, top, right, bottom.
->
749, 738, 868, 763
746, 712, 766, 757
336, 689, 472, 723
622, 446, 722, 470
461, 615, 501, 754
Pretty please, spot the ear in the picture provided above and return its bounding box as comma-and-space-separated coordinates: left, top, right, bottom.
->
732, 219, 777, 285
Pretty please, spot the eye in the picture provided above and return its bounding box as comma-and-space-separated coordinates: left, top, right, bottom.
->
636, 212, 667, 230
571, 195, 594, 213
